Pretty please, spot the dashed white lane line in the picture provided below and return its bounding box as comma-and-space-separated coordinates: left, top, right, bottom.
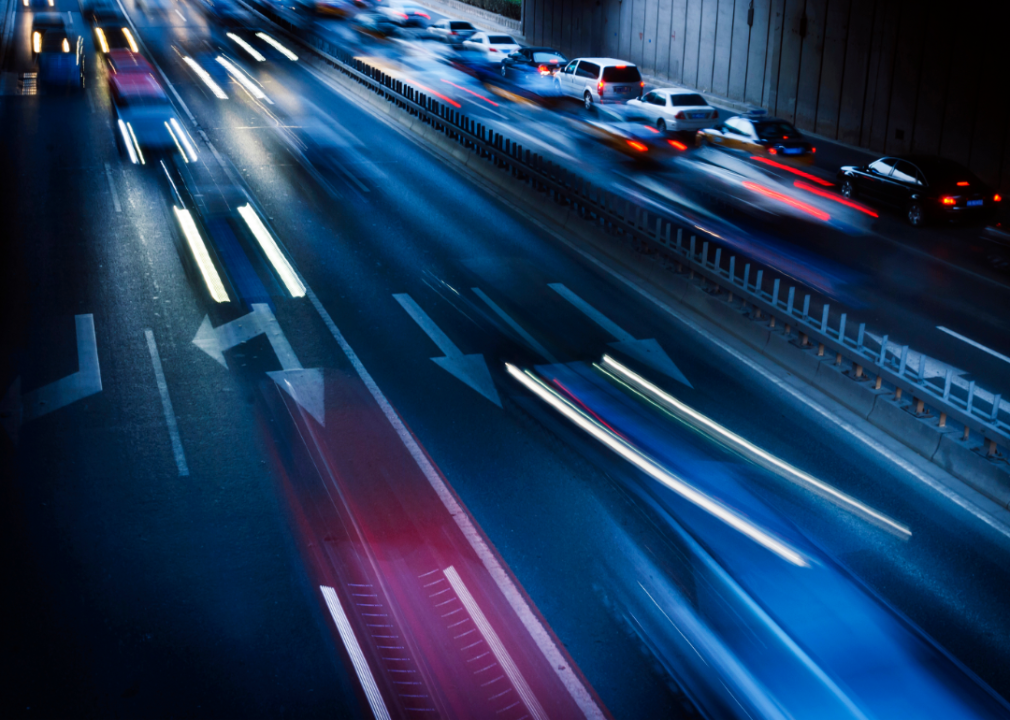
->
321, 585, 392, 720
443, 565, 547, 720
104, 162, 122, 213
144, 329, 189, 476
937, 325, 1010, 366
305, 287, 606, 720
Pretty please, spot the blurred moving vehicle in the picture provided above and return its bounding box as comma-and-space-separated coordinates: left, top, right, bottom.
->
136, 0, 173, 14
23, 0, 55, 9
33, 17, 85, 89
429, 19, 477, 43
499, 46, 565, 79
696, 110, 815, 164
105, 48, 154, 96
838, 156, 1002, 227
626, 89, 717, 133
111, 70, 195, 163
30, 12, 69, 57
195, 0, 249, 25
79, 0, 120, 22
350, 11, 398, 39
461, 31, 520, 57
377, 1, 430, 26
573, 104, 675, 160
91, 15, 139, 55
555, 58, 643, 110
311, 0, 352, 17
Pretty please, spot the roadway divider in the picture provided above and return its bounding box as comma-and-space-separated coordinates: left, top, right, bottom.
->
244, 2, 1010, 507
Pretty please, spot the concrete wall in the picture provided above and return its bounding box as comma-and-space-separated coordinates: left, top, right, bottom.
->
521, 0, 1010, 191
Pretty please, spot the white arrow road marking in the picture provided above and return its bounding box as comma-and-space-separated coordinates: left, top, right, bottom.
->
549, 284, 692, 387
472, 287, 559, 364
394, 294, 501, 407
320, 586, 392, 720
192, 304, 325, 425
145, 329, 189, 476
22, 314, 103, 423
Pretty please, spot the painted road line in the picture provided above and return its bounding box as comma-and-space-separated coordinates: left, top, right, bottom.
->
443, 566, 548, 720
305, 287, 607, 720
549, 283, 692, 387
937, 326, 1010, 365
255, 32, 297, 61
472, 287, 559, 364
237, 204, 304, 297
320, 586, 392, 720
22, 315, 103, 423
215, 57, 270, 103
507, 363, 809, 567
104, 162, 121, 212
145, 329, 189, 476
173, 206, 230, 303
192, 305, 324, 425
599, 354, 911, 538
394, 293, 501, 406
227, 33, 265, 62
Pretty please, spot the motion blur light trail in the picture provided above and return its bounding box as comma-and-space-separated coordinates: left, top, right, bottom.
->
597, 355, 911, 537
506, 363, 809, 566
743, 181, 831, 222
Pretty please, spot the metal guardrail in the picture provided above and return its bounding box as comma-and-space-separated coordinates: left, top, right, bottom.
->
251, 4, 1010, 456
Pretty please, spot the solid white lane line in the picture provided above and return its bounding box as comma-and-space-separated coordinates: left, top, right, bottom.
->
144, 329, 189, 476
507, 364, 809, 567
443, 566, 547, 720
472, 287, 559, 364
104, 162, 122, 212
320, 586, 392, 720
305, 287, 606, 720
599, 355, 911, 537
936, 326, 1010, 366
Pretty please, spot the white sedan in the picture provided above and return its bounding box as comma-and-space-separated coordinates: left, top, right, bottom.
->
461, 32, 520, 57
626, 89, 718, 133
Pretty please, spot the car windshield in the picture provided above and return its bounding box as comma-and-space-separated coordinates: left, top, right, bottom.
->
39, 32, 69, 52
532, 51, 565, 63
488, 35, 515, 44
602, 65, 641, 82
449, 22, 473, 29
670, 93, 706, 107
754, 121, 799, 139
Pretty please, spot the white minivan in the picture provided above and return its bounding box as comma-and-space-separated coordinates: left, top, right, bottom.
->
555, 58, 643, 110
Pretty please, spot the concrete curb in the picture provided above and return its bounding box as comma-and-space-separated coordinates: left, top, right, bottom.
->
304, 41, 1010, 510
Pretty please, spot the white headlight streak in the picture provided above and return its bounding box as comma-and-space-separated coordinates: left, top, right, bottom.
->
227, 33, 266, 62
118, 119, 139, 164
237, 204, 305, 298
182, 57, 228, 99
506, 363, 809, 567
215, 56, 268, 101
125, 121, 145, 164
169, 117, 198, 162
173, 207, 230, 303
599, 355, 912, 538
122, 27, 139, 53
255, 32, 297, 61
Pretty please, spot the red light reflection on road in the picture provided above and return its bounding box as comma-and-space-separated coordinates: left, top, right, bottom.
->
412, 81, 462, 108
439, 78, 499, 106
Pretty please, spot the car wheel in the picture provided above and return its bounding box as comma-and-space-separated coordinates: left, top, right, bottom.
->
657, 118, 666, 133
584, 91, 594, 111
840, 179, 855, 199
906, 202, 925, 227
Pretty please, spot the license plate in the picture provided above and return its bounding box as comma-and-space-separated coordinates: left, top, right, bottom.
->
967, 199, 983, 207
615, 87, 629, 93
690, 112, 706, 119
783, 147, 804, 155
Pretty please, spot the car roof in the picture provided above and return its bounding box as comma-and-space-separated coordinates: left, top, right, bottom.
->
654, 88, 709, 97
575, 58, 637, 67
112, 72, 166, 98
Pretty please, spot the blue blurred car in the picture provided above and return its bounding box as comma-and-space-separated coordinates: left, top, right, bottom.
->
32, 14, 85, 90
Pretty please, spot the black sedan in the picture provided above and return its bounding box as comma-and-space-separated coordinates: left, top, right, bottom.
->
499, 47, 567, 80
838, 155, 1001, 226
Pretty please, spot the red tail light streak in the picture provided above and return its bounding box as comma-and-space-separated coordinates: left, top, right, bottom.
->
668, 139, 687, 150
439, 78, 499, 106
794, 181, 878, 217
627, 140, 648, 152
749, 156, 833, 186
411, 81, 461, 108
743, 181, 831, 221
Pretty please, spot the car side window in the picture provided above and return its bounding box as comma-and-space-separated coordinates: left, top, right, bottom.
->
891, 161, 922, 185
725, 117, 749, 135
646, 92, 665, 106
576, 62, 599, 79
563, 60, 577, 75
869, 158, 896, 176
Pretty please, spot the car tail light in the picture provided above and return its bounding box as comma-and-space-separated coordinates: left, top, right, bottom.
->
668, 139, 687, 150
941, 196, 956, 205
957, 181, 969, 186
640, 81, 644, 88
417, 11, 429, 18
450, 31, 457, 35
674, 111, 685, 119
490, 47, 498, 52
598, 80, 604, 94
995, 194, 1002, 202
768, 148, 778, 155
538, 64, 549, 74
627, 140, 648, 152
712, 110, 719, 119
811, 147, 816, 153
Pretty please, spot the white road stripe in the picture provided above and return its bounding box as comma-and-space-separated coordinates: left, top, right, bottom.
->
443, 566, 547, 720
305, 287, 605, 720
320, 586, 392, 720
937, 325, 1010, 365
144, 329, 189, 476
104, 162, 122, 213
472, 287, 559, 364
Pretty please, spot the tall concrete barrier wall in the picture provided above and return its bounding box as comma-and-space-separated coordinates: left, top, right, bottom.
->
521, 0, 1010, 192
